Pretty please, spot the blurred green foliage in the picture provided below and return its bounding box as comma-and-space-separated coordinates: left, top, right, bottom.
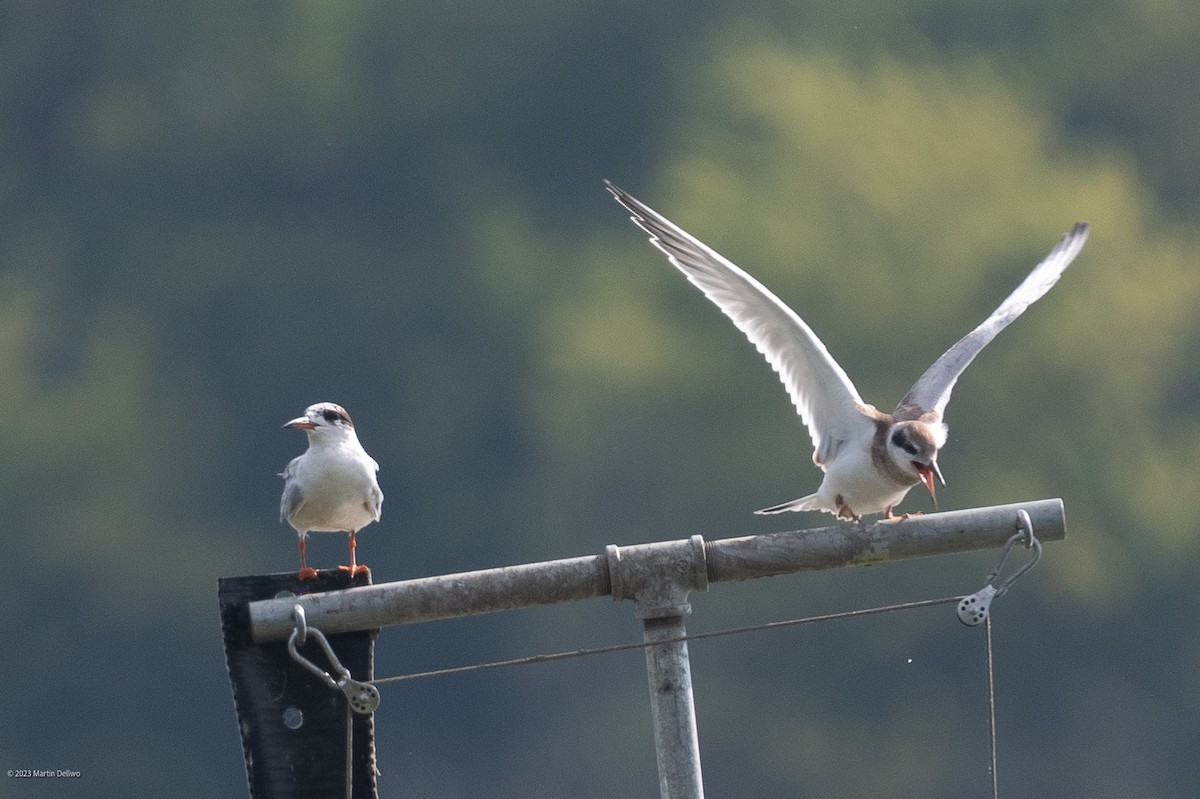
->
1, 2, 1197, 797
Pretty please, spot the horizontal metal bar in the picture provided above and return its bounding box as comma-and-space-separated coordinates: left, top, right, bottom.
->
252, 554, 609, 644
249, 498, 1064, 643
704, 498, 1065, 583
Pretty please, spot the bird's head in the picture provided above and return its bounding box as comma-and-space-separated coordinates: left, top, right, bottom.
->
888, 420, 946, 505
283, 402, 356, 439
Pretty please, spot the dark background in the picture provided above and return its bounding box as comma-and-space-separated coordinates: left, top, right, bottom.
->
3, 2, 1198, 796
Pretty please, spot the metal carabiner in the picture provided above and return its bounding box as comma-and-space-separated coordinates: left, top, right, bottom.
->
287, 605, 381, 714
957, 509, 1042, 626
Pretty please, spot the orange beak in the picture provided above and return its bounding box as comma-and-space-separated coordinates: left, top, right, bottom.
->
284, 417, 316, 430
913, 460, 945, 508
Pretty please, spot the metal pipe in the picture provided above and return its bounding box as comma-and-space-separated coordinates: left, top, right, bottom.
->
249, 498, 1065, 643
251, 554, 608, 642
642, 615, 705, 799
704, 498, 1065, 583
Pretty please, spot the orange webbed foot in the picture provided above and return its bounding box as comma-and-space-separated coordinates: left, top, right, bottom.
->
881, 507, 924, 522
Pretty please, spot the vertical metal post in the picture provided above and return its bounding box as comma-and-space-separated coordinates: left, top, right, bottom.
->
608, 536, 709, 799
642, 614, 705, 799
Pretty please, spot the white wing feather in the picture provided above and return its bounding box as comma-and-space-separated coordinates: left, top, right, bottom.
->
606, 181, 873, 465
894, 222, 1089, 420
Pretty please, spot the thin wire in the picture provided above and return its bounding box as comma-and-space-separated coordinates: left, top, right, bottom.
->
986, 614, 999, 799
371, 595, 962, 686
369, 592, 1005, 794
344, 701, 354, 799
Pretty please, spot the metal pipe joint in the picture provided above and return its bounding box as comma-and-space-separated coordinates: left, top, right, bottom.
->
606, 534, 709, 619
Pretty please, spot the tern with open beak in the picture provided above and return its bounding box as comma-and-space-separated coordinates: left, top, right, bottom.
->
606, 180, 1088, 521
280, 402, 383, 579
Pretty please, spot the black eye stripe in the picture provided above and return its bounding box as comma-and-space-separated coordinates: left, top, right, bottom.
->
322, 409, 343, 423
891, 429, 918, 456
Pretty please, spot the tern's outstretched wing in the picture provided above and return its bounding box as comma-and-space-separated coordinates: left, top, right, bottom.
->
893, 222, 1089, 421
606, 180, 874, 465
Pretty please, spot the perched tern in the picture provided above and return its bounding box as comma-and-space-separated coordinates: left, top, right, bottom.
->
280, 402, 383, 579
605, 180, 1088, 520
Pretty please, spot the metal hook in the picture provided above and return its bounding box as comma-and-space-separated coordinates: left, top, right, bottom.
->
957, 510, 1042, 626
291, 603, 308, 645
1015, 508, 1036, 548
287, 604, 382, 714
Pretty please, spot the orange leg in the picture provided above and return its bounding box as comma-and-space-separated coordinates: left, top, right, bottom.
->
338, 530, 369, 576
297, 537, 318, 581
882, 506, 923, 522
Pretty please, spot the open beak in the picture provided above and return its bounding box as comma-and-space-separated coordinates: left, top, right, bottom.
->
913, 460, 945, 507
283, 417, 316, 430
